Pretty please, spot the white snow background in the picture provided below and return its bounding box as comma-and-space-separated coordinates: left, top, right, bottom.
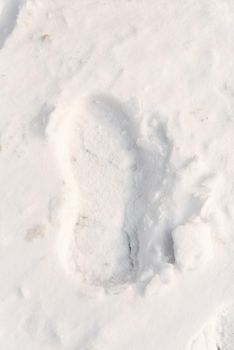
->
0, 0, 234, 349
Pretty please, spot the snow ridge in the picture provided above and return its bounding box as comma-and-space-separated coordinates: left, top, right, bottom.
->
0, 0, 24, 49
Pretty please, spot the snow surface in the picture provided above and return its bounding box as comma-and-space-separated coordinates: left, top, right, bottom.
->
172, 218, 213, 270
1, 0, 234, 349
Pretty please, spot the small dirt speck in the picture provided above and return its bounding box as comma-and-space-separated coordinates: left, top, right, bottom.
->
25, 225, 45, 241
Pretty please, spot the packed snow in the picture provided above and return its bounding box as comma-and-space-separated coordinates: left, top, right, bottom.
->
1, 0, 234, 349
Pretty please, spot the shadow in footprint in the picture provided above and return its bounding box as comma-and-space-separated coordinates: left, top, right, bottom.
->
128, 111, 175, 284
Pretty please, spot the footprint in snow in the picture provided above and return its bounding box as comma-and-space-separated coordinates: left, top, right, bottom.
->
48, 94, 172, 287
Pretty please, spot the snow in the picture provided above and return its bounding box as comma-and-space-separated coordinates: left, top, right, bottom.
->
1, 0, 234, 349
172, 218, 213, 270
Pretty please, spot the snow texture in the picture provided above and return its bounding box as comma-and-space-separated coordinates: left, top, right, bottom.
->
0, 0, 234, 349
172, 218, 213, 270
